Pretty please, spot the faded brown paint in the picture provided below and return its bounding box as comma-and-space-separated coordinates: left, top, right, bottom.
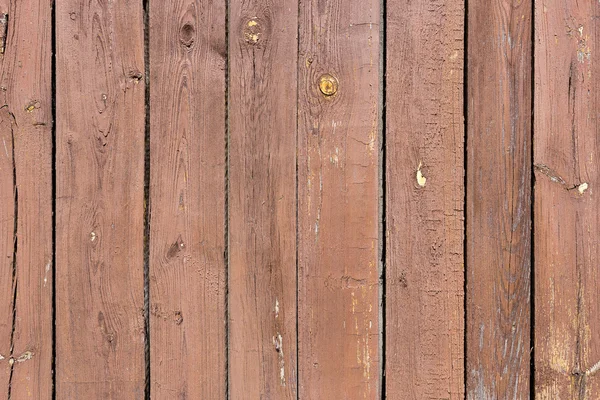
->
0, 99, 14, 399
0, 0, 53, 398
467, 0, 533, 398
149, 0, 227, 398
385, 0, 465, 398
10, 2, 600, 398
297, 0, 380, 398
535, 1, 600, 398
228, 0, 298, 398
56, 1, 146, 397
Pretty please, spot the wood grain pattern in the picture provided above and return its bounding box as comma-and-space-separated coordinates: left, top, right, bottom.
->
385, 0, 465, 398
466, 0, 532, 398
534, 1, 600, 398
228, 0, 298, 397
297, 1, 380, 398
0, 88, 14, 398
148, 0, 226, 398
0, 0, 53, 398
56, 0, 146, 397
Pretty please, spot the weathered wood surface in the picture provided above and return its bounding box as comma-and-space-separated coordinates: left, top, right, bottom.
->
56, 1, 146, 397
11, 1, 600, 397
385, 0, 465, 398
0, 0, 53, 398
0, 82, 14, 400
149, 0, 227, 398
534, 1, 600, 398
467, 0, 533, 398
297, 0, 380, 398
228, 0, 298, 398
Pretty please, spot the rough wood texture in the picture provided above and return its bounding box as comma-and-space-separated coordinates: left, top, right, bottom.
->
56, 1, 146, 397
228, 1, 298, 397
297, 1, 380, 398
534, 1, 600, 398
149, 0, 226, 398
467, 0, 532, 398
385, 0, 465, 398
0, 91, 14, 398
0, 0, 53, 398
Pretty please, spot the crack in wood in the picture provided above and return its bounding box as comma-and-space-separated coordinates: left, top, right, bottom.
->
0, 104, 18, 400
534, 163, 588, 194
0, 14, 7, 54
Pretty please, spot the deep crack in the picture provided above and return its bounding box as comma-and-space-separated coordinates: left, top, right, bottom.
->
3, 104, 18, 400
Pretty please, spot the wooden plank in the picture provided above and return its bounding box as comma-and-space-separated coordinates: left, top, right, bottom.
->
0, 4, 14, 392
228, 0, 298, 397
534, 2, 600, 398
466, 1, 532, 398
0, 90, 14, 397
385, 0, 465, 398
297, 1, 380, 398
0, 0, 53, 398
55, 1, 146, 397
148, 0, 226, 398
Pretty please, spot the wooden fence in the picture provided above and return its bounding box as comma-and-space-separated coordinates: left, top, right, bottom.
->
0, 0, 597, 398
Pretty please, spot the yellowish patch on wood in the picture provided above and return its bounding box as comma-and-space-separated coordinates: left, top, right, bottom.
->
416, 162, 426, 187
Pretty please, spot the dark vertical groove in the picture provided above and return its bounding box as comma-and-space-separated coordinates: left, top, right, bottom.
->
295, 0, 300, 397
6, 279, 17, 400
142, 0, 151, 398
224, 0, 230, 397
51, 0, 57, 398
7, 102, 18, 400
294, 0, 299, 396
463, 0, 469, 396
530, 0, 535, 396
379, 0, 386, 398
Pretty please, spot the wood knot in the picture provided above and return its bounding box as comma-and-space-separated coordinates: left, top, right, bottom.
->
25, 100, 41, 112
398, 271, 408, 288
318, 74, 338, 96
242, 18, 264, 45
127, 69, 143, 83
166, 235, 185, 259
179, 23, 196, 49
174, 311, 183, 325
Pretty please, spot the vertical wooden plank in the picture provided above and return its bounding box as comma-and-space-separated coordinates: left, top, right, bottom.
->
0, 3, 15, 392
385, 0, 465, 398
0, 77, 14, 395
535, 1, 600, 398
0, 0, 53, 398
297, 1, 380, 398
228, 0, 298, 397
149, 0, 226, 398
467, 0, 532, 398
56, 0, 146, 397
